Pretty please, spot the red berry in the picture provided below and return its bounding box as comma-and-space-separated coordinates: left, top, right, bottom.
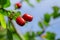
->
15, 3, 22, 9
22, 13, 33, 22
16, 16, 26, 26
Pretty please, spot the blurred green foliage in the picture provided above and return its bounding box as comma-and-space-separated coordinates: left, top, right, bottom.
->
0, 0, 60, 40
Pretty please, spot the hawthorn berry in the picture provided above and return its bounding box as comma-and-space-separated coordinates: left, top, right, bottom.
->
16, 16, 26, 26
15, 3, 22, 9
22, 13, 33, 22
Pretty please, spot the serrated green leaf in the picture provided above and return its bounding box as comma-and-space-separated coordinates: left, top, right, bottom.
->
36, 0, 41, 3
0, 13, 6, 29
38, 22, 44, 29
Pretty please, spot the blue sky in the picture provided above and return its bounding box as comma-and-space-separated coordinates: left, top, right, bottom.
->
6, 0, 60, 39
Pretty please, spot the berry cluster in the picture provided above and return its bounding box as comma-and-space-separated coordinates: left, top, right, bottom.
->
16, 13, 33, 26
15, 3, 33, 26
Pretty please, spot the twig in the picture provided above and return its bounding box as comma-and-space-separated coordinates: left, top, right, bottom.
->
8, 16, 25, 40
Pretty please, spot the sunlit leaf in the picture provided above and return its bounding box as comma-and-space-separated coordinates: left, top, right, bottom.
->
0, 13, 6, 29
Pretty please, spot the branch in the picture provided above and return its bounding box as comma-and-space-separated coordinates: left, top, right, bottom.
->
8, 17, 25, 40
0, 5, 25, 40
40, 29, 45, 36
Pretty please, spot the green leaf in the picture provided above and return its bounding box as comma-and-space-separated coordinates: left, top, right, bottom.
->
43, 21, 49, 26
38, 22, 44, 29
52, 12, 60, 19
0, 9, 8, 16
0, 0, 10, 8
24, 32, 35, 40
46, 32, 56, 40
0, 28, 6, 39
0, 13, 6, 29
37, 31, 44, 36
44, 13, 51, 23
7, 20, 15, 33
52, 6, 60, 19
24, 32, 30, 40
36, 0, 41, 3
25, 0, 29, 3
31, 32, 36, 38
25, 0, 34, 7
4, 0, 11, 8
12, 11, 21, 20
13, 33, 20, 40
28, 3, 34, 7
15, 11, 21, 17
7, 29, 13, 40
0, 0, 7, 7
52, 6, 59, 13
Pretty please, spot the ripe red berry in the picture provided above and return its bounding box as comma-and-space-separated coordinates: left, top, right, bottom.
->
22, 13, 33, 22
15, 3, 22, 9
16, 16, 26, 26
